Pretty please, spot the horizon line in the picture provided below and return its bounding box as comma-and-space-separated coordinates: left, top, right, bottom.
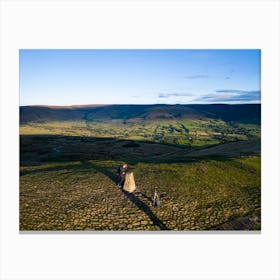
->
20, 102, 261, 108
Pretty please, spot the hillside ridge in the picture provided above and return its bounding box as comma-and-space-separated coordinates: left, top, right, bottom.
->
20, 104, 261, 124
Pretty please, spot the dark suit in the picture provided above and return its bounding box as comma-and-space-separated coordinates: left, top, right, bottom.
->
117, 165, 128, 186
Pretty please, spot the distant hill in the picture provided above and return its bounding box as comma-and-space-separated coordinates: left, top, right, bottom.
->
20, 104, 261, 124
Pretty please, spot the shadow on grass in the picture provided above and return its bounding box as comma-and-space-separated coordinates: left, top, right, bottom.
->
20, 134, 247, 169
121, 189, 168, 230
20, 157, 169, 230
88, 161, 169, 230
137, 192, 153, 203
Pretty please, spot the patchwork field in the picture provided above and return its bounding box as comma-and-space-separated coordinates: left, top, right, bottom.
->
20, 118, 260, 147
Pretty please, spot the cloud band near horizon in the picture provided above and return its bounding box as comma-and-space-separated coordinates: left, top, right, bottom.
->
196, 89, 261, 103
158, 92, 193, 98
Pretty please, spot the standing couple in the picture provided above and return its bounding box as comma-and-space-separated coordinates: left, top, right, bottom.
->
117, 163, 136, 193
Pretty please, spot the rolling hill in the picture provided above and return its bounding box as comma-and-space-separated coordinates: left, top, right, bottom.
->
20, 104, 261, 124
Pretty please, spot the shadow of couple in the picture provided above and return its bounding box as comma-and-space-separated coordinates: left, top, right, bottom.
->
88, 161, 169, 230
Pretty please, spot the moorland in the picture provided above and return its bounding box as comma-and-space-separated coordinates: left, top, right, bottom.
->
20, 104, 261, 231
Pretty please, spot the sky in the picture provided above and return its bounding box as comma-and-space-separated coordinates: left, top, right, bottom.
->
19, 49, 261, 106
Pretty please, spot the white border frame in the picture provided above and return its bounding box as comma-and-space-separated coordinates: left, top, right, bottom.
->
1, 1, 280, 280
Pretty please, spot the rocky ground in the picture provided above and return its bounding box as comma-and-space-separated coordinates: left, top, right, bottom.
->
20, 159, 261, 231
20, 135, 261, 231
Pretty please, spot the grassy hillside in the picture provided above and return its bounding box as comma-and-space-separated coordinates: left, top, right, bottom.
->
20, 104, 261, 124
20, 134, 261, 231
20, 157, 260, 231
20, 104, 261, 231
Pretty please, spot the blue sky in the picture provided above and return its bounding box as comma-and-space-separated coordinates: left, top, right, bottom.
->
20, 49, 261, 106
